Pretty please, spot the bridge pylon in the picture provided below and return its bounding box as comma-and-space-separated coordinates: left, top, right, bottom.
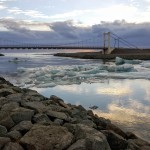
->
103, 32, 115, 54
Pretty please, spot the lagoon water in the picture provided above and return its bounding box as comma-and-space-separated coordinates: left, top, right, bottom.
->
0, 49, 150, 141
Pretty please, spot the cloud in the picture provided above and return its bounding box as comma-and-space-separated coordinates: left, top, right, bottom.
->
0, 19, 150, 47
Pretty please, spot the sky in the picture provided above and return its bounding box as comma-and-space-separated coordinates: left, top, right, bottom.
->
0, 0, 150, 47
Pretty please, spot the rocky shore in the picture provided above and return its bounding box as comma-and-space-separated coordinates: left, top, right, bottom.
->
0, 77, 150, 150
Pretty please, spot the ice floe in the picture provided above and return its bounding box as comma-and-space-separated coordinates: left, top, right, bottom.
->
13, 58, 150, 88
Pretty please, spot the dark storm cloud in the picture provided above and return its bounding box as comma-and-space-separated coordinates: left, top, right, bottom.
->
0, 19, 150, 47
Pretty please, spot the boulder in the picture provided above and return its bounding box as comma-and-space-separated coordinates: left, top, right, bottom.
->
10, 121, 33, 134
7, 130, 22, 140
0, 88, 15, 97
1, 102, 19, 112
11, 107, 35, 124
102, 130, 128, 150
3, 142, 24, 150
21, 101, 48, 113
0, 125, 7, 137
46, 110, 71, 121
6, 93, 23, 103
54, 118, 64, 125
0, 137, 11, 149
20, 124, 73, 150
67, 139, 87, 150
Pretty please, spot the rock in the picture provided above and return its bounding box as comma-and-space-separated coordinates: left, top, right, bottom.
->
20, 124, 74, 150
126, 132, 138, 139
106, 123, 127, 139
10, 121, 33, 134
21, 101, 47, 113
71, 108, 88, 120
102, 130, 128, 150
87, 110, 94, 117
0, 115, 15, 130
1, 102, 19, 112
0, 125, 7, 137
67, 139, 87, 150
80, 119, 96, 128
93, 115, 111, 130
54, 118, 64, 125
3, 142, 24, 150
89, 105, 98, 110
46, 110, 71, 121
32, 113, 51, 124
0, 88, 15, 97
0, 77, 12, 85
75, 124, 110, 150
11, 107, 35, 124
115, 57, 124, 65
50, 95, 64, 103
6, 93, 23, 103
0, 137, 11, 149
75, 105, 86, 111
7, 130, 22, 140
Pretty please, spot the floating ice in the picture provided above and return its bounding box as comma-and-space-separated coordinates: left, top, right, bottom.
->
14, 60, 150, 88
115, 57, 142, 65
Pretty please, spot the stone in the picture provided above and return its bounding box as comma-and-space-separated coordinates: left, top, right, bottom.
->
0, 88, 15, 97
0, 77, 12, 85
80, 119, 96, 128
11, 107, 35, 124
75, 124, 110, 149
10, 121, 33, 134
46, 110, 70, 121
32, 113, 51, 124
126, 132, 138, 139
7, 130, 22, 140
67, 139, 87, 150
3, 142, 24, 150
6, 93, 23, 103
20, 124, 73, 150
0, 137, 11, 149
0, 125, 7, 137
1, 102, 19, 112
54, 118, 64, 125
106, 123, 127, 139
0, 114, 15, 130
50, 95, 64, 103
102, 130, 128, 150
21, 101, 48, 113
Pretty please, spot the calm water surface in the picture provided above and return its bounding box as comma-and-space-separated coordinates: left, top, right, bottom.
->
0, 49, 150, 141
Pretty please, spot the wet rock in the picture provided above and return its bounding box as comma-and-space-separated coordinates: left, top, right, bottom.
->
3, 142, 24, 150
7, 130, 22, 140
20, 124, 73, 150
11, 107, 35, 124
46, 110, 71, 121
0, 125, 7, 137
0, 137, 11, 149
102, 130, 128, 150
10, 121, 33, 134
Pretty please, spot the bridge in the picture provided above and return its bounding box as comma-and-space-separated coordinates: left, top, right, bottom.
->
0, 32, 141, 54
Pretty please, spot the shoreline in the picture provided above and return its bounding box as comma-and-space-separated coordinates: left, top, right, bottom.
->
54, 48, 150, 60
0, 77, 150, 149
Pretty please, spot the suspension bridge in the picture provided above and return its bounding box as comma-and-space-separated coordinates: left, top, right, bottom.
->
0, 32, 143, 54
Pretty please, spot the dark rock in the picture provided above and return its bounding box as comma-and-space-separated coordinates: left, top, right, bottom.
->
0, 77, 12, 86
75, 105, 86, 111
67, 139, 87, 150
54, 118, 64, 125
3, 142, 24, 150
11, 107, 35, 124
32, 113, 51, 124
0, 114, 15, 130
102, 130, 128, 150
0, 137, 11, 149
6, 93, 23, 103
89, 105, 98, 110
20, 124, 73, 150
0, 125, 7, 137
1, 102, 19, 112
7, 130, 22, 140
0, 88, 15, 97
106, 123, 127, 139
126, 132, 138, 139
10, 121, 33, 134
87, 110, 94, 117
79, 119, 96, 128
50, 95, 64, 102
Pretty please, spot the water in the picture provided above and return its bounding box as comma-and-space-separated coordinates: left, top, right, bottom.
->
0, 49, 150, 141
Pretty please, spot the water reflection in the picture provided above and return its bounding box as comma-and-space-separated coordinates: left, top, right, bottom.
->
31, 79, 150, 141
